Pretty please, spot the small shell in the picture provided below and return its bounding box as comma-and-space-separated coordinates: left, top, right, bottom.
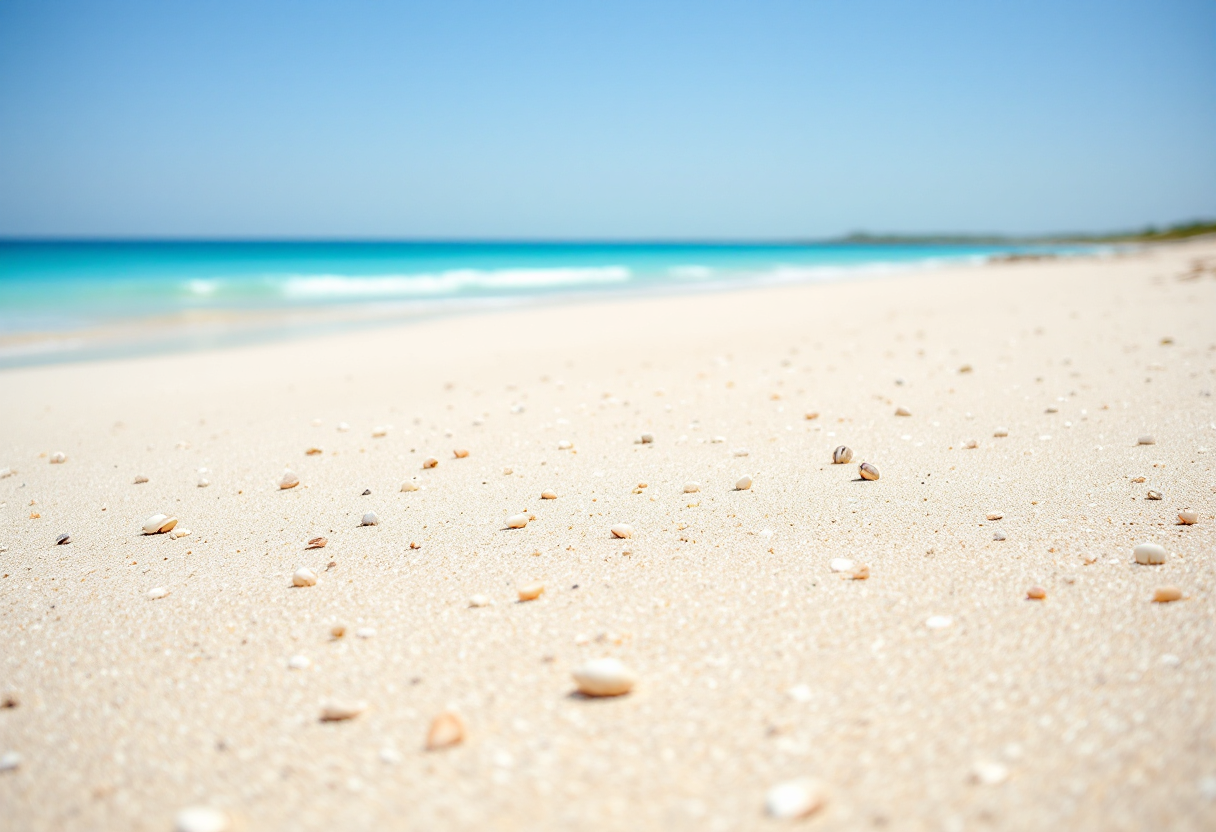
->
733, 448, 750, 457
319, 700, 366, 722
765, 778, 827, 819
469, 594, 492, 608
197, 478, 210, 488
287, 655, 311, 670
518, 582, 545, 602
1137, 435, 1156, 445
572, 658, 636, 697
400, 481, 420, 492
55, 533, 71, 545
829, 558, 854, 573
683, 481, 701, 493
147, 586, 170, 600
425, 711, 466, 750
962, 439, 978, 449
306, 537, 328, 549
293, 567, 318, 587
735, 476, 753, 491
557, 440, 573, 450
337, 422, 350, 432
859, 462, 880, 481
372, 426, 388, 438
638, 433, 655, 444
987, 512, 1004, 521
0, 467, 13, 479
279, 470, 300, 489
850, 564, 870, 580
610, 524, 634, 539
895, 406, 912, 417
453, 448, 470, 458
1026, 586, 1047, 600
361, 511, 379, 527
1146, 490, 1162, 500
541, 490, 558, 500
49, 451, 67, 464
993, 530, 1007, 541
832, 446, 853, 464
133, 475, 149, 484
1178, 510, 1199, 525
505, 513, 529, 529
173, 806, 231, 832
1133, 542, 1168, 565
1152, 585, 1183, 603
422, 457, 439, 469
804, 411, 820, 421
142, 514, 178, 535
993, 428, 1009, 438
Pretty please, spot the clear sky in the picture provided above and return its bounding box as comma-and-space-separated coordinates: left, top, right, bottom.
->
0, 0, 1213, 239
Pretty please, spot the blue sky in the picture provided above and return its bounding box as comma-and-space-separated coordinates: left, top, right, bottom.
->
0, 0, 1212, 238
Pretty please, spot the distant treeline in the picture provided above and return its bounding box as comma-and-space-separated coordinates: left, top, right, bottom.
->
836, 219, 1216, 245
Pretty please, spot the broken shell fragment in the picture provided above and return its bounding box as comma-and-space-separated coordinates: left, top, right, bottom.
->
133, 475, 149, 484
1026, 586, 1046, 600
1178, 510, 1198, 525
453, 448, 469, 458
505, 513, 529, 529
557, 440, 573, 450
147, 586, 170, 600
829, 558, 854, 573
55, 532, 71, 545
850, 565, 870, 580
987, 512, 1004, 521
400, 481, 420, 492
859, 462, 880, 481
1133, 542, 1168, 565
173, 806, 231, 832
292, 567, 317, 587
735, 475, 753, 491
993, 428, 1009, 438
372, 426, 388, 438
832, 445, 853, 464
1137, 435, 1156, 445
361, 511, 379, 526
469, 594, 492, 608
425, 711, 466, 750
1146, 490, 1162, 500
541, 490, 558, 500
306, 537, 328, 549
610, 524, 634, 539
142, 514, 178, 535
572, 658, 636, 697
637, 433, 655, 444
895, 406, 912, 417
518, 583, 545, 602
422, 457, 439, 469
319, 701, 366, 722
683, 481, 701, 493
49, 452, 67, 464
765, 778, 827, 820
1152, 585, 1183, 603
279, 470, 300, 489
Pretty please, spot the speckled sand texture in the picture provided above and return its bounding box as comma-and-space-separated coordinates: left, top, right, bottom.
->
1, 241, 1214, 831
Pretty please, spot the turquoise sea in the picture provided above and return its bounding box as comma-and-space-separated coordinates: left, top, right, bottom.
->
0, 240, 1094, 367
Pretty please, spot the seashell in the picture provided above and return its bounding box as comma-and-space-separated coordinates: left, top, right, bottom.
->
1026, 586, 1046, 600
288, 655, 310, 670
804, 411, 820, 421
859, 462, 880, 481
832, 445, 853, 464
452, 448, 470, 459
293, 567, 317, 587
305, 447, 323, 455
735, 476, 753, 491
765, 778, 827, 819
987, 512, 1003, 521
306, 537, 328, 549
147, 586, 170, 600
170, 528, 191, 539
55, 532, 71, 545
572, 658, 636, 697
174, 806, 231, 832
1137, 435, 1156, 445
0, 467, 13, 478
993, 531, 1007, 541
1178, 510, 1198, 525
142, 514, 178, 534
197, 478, 210, 488
1131, 476, 1146, 483
1146, 490, 1162, 500
557, 440, 573, 450
425, 711, 466, 750
319, 700, 366, 722
518, 582, 544, 602
133, 475, 149, 484
505, 513, 529, 529
895, 406, 912, 417
422, 457, 439, 469
361, 511, 379, 526
372, 426, 388, 438
963, 439, 978, 449
1152, 585, 1182, 603
610, 524, 633, 539
829, 558, 854, 573
400, 480, 420, 492
541, 490, 557, 500
469, 594, 492, 608
993, 428, 1009, 438
733, 448, 750, 457
279, 470, 300, 489
49, 452, 67, 464
850, 564, 870, 580
683, 481, 701, 493
1133, 542, 1167, 565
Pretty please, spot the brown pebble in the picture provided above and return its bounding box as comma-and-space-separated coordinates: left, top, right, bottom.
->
305, 537, 328, 549
425, 711, 466, 750
319, 701, 366, 722
1027, 586, 1047, 600
410, 541, 421, 549
453, 448, 469, 458
133, 475, 149, 484
1152, 585, 1183, 603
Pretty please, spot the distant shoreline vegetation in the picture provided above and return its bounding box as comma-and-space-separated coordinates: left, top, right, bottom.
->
839, 218, 1216, 245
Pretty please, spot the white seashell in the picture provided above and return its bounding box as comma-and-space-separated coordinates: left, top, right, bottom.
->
518, 582, 544, 602
0, 751, 21, 773
361, 511, 379, 526
711, 435, 726, 443
1137, 435, 1156, 445
610, 523, 634, 539
422, 457, 439, 469
142, 514, 177, 534
963, 439, 978, 449
293, 567, 317, 587
1178, 510, 1198, 525
56, 532, 71, 545
971, 761, 1009, 786
541, 490, 558, 500
895, 406, 912, 417
505, 513, 529, 529
926, 615, 953, 629
0, 467, 13, 479
337, 422, 350, 432
372, 426, 388, 437
287, 655, 311, 670
147, 586, 170, 600
1133, 542, 1167, 565
683, 481, 701, 493
638, 433, 655, 444
469, 594, 492, 608
572, 658, 636, 696
859, 462, 880, 481
170, 528, 191, 539
557, 440, 573, 450
400, 480, 420, 492
993, 531, 1007, 541
993, 428, 1009, 437
49, 452, 67, 464
829, 558, 854, 573
832, 445, 853, 464
765, 778, 827, 819
319, 700, 366, 722
197, 478, 210, 488
279, 470, 300, 489
174, 806, 231, 832
1153, 585, 1183, 603
735, 476, 753, 490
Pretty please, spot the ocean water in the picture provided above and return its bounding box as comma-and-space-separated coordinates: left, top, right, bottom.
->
0, 240, 1090, 366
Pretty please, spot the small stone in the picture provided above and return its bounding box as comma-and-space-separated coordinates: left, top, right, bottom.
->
306, 537, 328, 549
1133, 542, 1168, 565
1152, 585, 1183, 603
173, 806, 231, 832
1146, 490, 1162, 500
279, 470, 300, 489
469, 594, 492, 608
638, 433, 655, 444
422, 457, 439, 469
572, 658, 636, 697
330, 624, 347, 639
147, 586, 170, 600
1045, 406, 1059, 414
541, 490, 558, 500
360, 511, 379, 527
735, 476, 753, 491
895, 406, 912, 417
293, 567, 318, 587
142, 514, 178, 535
305, 447, 323, 455
1131, 476, 1146, 483
1026, 586, 1046, 600
197, 478, 210, 488
804, 412, 820, 421
832, 446, 853, 464
55, 533, 70, 545
453, 448, 470, 458
764, 778, 827, 819
859, 462, 880, 481
610, 524, 634, 539
987, 512, 1003, 521
926, 615, 953, 629
400, 481, 420, 492
971, 761, 1009, 786
372, 426, 388, 438
683, 481, 701, 493
993, 428, 1009, 438
506, 513, 529, 529
993, 531, 1007, 541
288, 655, 311, 670
557, 440, 573, 450
361, 489, 371, 496
518, 582, 545, 602
1178, 510, 1199, 525
425, 711, 466, 750
0, 467, 13, 478
49, 452, 66, 464
733, 448, 750, 457
1138, 435, 1156, 445
0, 751, 21, 773
319, 701, 366, 722
133, 475, 149, 484
829, 558, 854, 573
963, 439, 978, 449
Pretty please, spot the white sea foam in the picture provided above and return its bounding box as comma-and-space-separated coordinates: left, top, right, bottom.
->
281, 266, 631, 299
670, 265, 713, 279
187, 280, 219, 295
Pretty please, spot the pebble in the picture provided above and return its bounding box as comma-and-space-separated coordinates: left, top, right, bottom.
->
733, 448, 750, 457
1026, 586, 1047, 600
320, 701, 366, 722
993, 428, 1009, 437
926, 615, 953, 629
506, 513, 530, 529
572, 658, 636, 697
829, 558, 854, 573
361, 511, 379, 526
287, 655, 311, 670
422, 457, 439, 469
683, 481, 701, 493
1138, 435, 1156, 445
49, 452, 66, 464
804, 411, 820, 420
306, 537, 328, 549
518, 582, 545, 602
142, 514, 178, 535
1152, 585, 1183, 603
1045, 406, 1059, 414
173, 806, 231, 832
1133, 542, 1168, 565
1178, 510, 1199, 525
987, 512, 1003, 521
0, 751, 21, 773
993, 531, 1007, 541
372, 426, 388, 437
147, 587, 170, 600
293, 567, 317, 587
1131, 476, 1146, 483
55, 533, 70, 545
963, 439, 978, 449
638, 433, 655, 444
859, 462, 880, 481
557, 440, 573, 450
169, 529, 191, 539
279, 470, 300, 489
832, 445, 853, 464
0, 467, 13, 479
764, 778, 826, 819
735, 476, 753, 491
610, 523, 634, 539
197, 478, 210, 488
133, 475, 149, 484
453, 448, 470, 458
971, 761, 1010, 786
895, 406, 912, 417
400, 481, 420, 492
425, 711, 466, 750
541, 490, 558, 500
1146, 490, 1162, 500
469, 594, 492, 608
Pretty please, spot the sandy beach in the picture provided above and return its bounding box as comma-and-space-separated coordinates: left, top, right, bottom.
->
1, 240, 1214, 831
